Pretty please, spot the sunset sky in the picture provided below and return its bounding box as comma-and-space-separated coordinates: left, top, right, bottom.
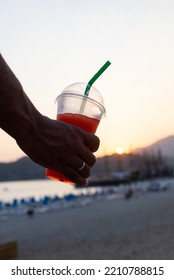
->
1, 0, 174, 162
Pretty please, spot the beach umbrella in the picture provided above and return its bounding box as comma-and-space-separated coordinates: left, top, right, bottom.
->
20, 198, 27, 205
42, 196, 49, 206
52, 195, 60, 202
64, 193, 76, 202
29, 197, 36, 205
12, 199, 18, 207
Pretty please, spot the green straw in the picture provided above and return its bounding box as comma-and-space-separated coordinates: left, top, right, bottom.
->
79, 60, 111, 114
84, 60, 111, 96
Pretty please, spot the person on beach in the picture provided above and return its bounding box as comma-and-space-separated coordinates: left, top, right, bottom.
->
0, 54, 99, 186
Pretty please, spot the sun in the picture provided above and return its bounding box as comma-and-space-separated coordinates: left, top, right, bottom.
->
115, 146, 125, 155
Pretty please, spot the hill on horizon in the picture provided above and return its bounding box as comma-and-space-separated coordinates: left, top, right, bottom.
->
0, 157, 45, 182
134, 135, 174, 157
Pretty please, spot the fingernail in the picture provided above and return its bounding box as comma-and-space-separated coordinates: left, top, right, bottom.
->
79, 179, 88, 186
84, 179, 88, 186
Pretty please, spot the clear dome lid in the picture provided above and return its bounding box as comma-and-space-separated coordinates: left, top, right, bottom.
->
60, 82, 105, 109
56, 82, 106, 119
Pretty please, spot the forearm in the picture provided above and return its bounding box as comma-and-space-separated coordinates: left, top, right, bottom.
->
0, 53, 42, 142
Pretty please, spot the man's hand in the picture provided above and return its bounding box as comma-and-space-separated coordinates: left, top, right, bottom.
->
17, 115, 100, 185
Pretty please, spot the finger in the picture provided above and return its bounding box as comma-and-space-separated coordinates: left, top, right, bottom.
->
78, 147, 96, 167
77, 162, 90, 178
60, 153, 90, 174
83, 132, 100, 152
64, 137, 96, 168
58, 166, 89, 186
63, 155, 91, 179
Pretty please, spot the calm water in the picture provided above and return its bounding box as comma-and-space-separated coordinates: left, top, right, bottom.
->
1, 178, 173, 203
0, 179, 97, 202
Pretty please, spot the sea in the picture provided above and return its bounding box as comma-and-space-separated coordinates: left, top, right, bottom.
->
1, 177, 173, 204
0, 179, 98, 203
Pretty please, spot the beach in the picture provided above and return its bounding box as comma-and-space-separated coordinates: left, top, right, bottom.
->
1, 182, 174, 260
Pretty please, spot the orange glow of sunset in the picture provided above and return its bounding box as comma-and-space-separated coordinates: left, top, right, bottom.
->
115, 147, 125, 155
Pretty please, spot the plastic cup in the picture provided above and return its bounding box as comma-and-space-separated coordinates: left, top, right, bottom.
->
46, 82, 106, 183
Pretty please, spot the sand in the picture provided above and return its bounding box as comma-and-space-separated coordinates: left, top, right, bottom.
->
1, 186, 174, 260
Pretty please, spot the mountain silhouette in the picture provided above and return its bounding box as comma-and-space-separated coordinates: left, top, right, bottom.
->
0, 157, 45, 182
135, 135, 174, 157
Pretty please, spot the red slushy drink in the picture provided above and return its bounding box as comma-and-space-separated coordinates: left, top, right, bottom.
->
58, 113, 99, 134
46, 113, 100, 182
45, 82, 105, 184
